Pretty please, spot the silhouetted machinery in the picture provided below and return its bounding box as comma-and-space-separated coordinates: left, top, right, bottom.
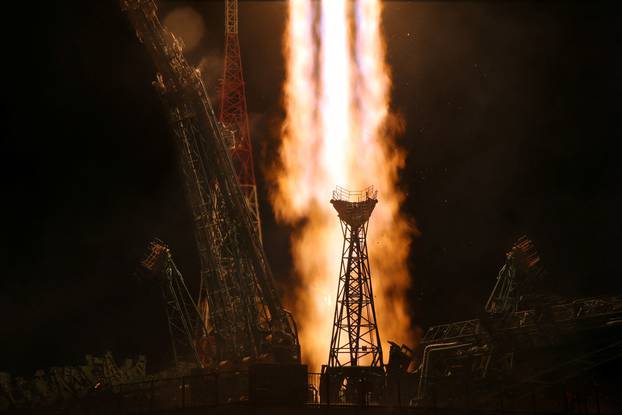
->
414, 236, 622, 409
121, 0, 300, 374
219, 0, 262, 243
141, 240, 209, 368
485, 235, 547, 315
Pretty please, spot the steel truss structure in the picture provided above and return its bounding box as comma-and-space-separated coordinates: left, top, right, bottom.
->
219, 0, 262, 242
416, 236, 622, 405
121, 0, 299, 367
141, 240, 208, 367
486, 236, 545, 315
328, 186, 383, 368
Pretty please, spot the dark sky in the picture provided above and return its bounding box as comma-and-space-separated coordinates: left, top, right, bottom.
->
3, 0, 621, 375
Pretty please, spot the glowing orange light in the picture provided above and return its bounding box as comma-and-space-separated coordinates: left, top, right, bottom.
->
273, 0, 416, 371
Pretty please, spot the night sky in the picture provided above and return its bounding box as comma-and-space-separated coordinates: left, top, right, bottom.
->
3, 1, 621, 376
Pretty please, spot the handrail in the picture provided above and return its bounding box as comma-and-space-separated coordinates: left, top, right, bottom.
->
332, 186, 377, 203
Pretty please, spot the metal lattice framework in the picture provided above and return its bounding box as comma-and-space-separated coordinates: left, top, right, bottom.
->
485, 235, 545, 315
141, 240, 208, 367
328, 186, 383, 368
219, 0, 261, 242
121, 0, 299, 367
416, 236, 622, 404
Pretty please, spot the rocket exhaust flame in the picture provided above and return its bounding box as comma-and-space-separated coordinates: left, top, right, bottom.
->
272, 0, 415, 370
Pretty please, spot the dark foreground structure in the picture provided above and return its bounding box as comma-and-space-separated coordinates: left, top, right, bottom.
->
3, 243, 620, 413
2, 365, 620, 415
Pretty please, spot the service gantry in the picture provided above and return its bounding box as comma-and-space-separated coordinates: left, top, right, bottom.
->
141, 239, 208, 367
121, 0, 299, 368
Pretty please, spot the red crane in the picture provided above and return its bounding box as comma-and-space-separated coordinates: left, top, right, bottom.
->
219, 0, 262, 242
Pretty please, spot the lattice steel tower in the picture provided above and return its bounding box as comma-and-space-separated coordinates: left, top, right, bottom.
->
121, 0, 300, 367
328, 186, 384, 367
220, 0, 262, 242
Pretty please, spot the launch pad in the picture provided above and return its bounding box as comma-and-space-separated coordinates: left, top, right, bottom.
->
1, 1, 620, 414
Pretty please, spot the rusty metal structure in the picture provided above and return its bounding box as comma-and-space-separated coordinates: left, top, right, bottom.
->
219, 0, 262, 243
120, 0, 299, 367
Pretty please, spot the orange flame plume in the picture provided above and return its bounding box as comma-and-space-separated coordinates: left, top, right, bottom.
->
272, 0, 416, 371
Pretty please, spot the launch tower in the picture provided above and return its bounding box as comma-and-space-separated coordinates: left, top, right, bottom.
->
328, 186, 384, 368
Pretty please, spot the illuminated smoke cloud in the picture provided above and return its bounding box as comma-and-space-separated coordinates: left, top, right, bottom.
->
271, 0, 416, 370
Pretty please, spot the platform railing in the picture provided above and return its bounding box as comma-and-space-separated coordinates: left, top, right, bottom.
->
332, 186, 377, 203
